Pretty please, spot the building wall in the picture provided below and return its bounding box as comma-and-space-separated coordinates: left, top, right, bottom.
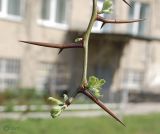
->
0, 0, 160, 96
0, 0, 71, 91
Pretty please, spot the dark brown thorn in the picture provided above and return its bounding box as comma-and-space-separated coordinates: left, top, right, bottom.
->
80, 89, 126, 127
122, 0, 132, 7
19, 40, 83, 49
58, 48, 64, 54
101, 22, 105, 29
96, 15, 145, 24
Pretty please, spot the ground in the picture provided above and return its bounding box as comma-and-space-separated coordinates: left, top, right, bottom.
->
0, 113, 160, 134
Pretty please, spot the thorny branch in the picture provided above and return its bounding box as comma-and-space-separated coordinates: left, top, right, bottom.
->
63, 86, 125, 126
20, 0, 144, 127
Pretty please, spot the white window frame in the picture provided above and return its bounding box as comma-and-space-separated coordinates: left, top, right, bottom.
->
0, 59, 20, 91
0, 0, 25, 21
129, 2, 149, 35
38, 0, 68, 30
130, 2, 141, 35
36, 62, 55, 90
36, 62, 69, 91
121, 69, 144, 90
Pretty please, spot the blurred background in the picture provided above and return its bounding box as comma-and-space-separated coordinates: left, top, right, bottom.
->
0, 0, 160, 134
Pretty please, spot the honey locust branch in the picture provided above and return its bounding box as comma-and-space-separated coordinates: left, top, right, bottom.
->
19, 0, 144, 127
78, 0, 126, 126
77, 0, 144, 126
63, 85, 125, 127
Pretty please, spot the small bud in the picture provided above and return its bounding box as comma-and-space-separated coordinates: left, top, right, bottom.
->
50, 104, 67, 118
63, 94, 68, 101
69, 98, 73, 103
75, 38, 83, 42
50, 106, 62, 118
48, 97, 63, 105
100, 0, 112, 14
99, 79, 106, 86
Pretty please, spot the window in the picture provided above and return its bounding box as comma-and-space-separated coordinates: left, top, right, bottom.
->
92, 0, 114, 33
122, 69, 144, 90
0, 58, 21, 91
0, 0, 24, 21
36, 62, 69, 91
39, 0, 68, 29
54, 63, 70, 90
128, 1, 150, 35
0, 0, 2, 12
6, 59, 20, 73
8, 0, 22, 16
36, 62, 54, 90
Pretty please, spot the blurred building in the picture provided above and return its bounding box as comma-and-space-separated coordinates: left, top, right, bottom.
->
0, 0, 160, 102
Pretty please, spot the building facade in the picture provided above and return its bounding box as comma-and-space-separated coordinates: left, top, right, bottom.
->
0, 0, 160, 101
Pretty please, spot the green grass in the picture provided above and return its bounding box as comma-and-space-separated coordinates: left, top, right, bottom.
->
0, 113, 160, 134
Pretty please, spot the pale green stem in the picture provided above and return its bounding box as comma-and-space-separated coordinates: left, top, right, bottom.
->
82, 0, 97, 86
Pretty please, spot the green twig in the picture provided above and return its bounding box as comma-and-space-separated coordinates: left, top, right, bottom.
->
81, 0, 97, 86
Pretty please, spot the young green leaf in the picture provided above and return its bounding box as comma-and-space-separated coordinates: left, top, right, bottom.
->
63, 94, 68, 101
87, 76, 106, 98
100, 0, 112, 14
48, 97, 63, 105
50, 105, 63, 118
48, 96, 68, 118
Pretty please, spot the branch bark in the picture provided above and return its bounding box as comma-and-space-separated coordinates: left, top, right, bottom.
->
81, 0, 97, 86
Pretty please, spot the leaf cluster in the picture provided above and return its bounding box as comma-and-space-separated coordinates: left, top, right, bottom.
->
48, 95, 68, 118
87, 76, 106, 98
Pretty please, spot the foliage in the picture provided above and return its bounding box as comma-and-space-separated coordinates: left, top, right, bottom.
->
0, 88, 45, 105
0, 114, 160, 134
4, 102, 14, 112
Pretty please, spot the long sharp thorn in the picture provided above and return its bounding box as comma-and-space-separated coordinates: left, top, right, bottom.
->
101, 22, 105, 29
81, 90, 126, 127
122, 0, 132, 7
19, 40, 83, 49
96, 15, 145, 24
19, 40, 61, 48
